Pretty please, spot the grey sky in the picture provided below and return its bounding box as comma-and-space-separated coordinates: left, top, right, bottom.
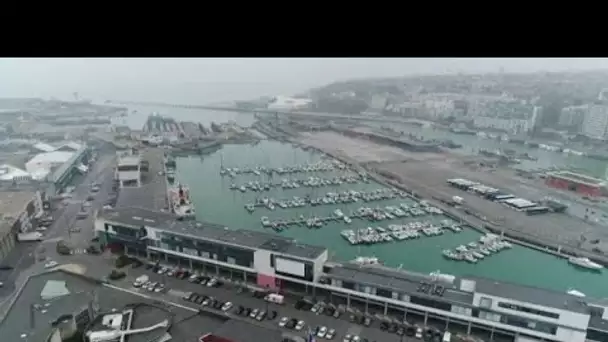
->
1, 58, 607, 104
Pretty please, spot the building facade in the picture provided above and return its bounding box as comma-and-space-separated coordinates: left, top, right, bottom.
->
558, 105, 588, 130
472, 100, 541, 134
582, 104, 608, 140
95, 207, 326, 291
94, 207, 608, 342
44, 145, 90, 196
545, 171, 605, 197
116, 153, 141, 188
0, 191, 43, 261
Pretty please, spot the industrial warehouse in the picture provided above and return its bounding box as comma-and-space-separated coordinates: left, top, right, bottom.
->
95, 206, 608, 342
544, 171, 606, 197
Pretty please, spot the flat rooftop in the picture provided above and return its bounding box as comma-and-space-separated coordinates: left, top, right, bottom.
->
547, 171, 605, 187
325, 263, 474, 305
466, 275, 591, 314
100, 206, 327, 260
325, 263, 592, 315
117, 155, 141, 166
0, 191, 35, 218
0, 270, 225, 342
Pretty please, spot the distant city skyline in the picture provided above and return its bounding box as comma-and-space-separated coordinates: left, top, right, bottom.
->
1, 58, 607, 103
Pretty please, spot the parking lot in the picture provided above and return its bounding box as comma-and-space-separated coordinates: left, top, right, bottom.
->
124, 263, 471, 342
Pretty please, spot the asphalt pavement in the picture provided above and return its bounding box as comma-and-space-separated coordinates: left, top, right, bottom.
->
121, 267, 426, 342
0, 151, 116, 299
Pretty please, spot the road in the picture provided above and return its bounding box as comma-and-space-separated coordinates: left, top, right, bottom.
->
0, 151, 117, 298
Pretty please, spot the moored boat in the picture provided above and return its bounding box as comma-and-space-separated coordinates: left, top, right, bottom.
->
568, 257, 603, 271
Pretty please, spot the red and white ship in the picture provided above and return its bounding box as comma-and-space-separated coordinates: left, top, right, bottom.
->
168, 183, 195, 219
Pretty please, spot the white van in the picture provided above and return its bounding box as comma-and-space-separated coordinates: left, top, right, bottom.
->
442, 331, 451, 342
264, 293, 285, 305
133, 275, 149, 287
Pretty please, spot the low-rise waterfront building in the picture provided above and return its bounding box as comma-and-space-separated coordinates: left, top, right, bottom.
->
94, 206, 608, 342
0, 190, 43, 261
116, 153, 141, 188
545, 171, 606, 197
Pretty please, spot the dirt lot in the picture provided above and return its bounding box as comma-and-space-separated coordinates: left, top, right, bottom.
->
298, 131, 444, 163
376, 159, 608, 252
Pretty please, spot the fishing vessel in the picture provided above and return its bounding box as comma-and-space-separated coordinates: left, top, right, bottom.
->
568, 257, 603, 271
168, 184, 195, 219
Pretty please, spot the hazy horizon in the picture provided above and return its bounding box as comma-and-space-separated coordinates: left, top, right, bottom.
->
1, 58, 607, 104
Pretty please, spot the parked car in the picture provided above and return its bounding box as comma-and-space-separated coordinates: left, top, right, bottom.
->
249, 308, 259, 318
206, 278, 218, 287
285, 318, 297, 329
45, 261, 58, 269
317, 326, 327, 338
108, 270, 126, 280
256, 310, 267, 321
325, 328, 336, 339
236, 306, 244, 315
415, 327, 423, 339
279, 317, 289, 327
295, 320, 305, 331
154, 283, 165, 293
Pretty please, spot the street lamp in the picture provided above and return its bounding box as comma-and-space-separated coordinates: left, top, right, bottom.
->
265, 284, 270, 313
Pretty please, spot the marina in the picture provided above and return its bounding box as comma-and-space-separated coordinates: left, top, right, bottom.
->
220, 160, 348, 178
230, 174, 369, 193
243, 189, 413, 213
257, 201, 445, 232
171, 137, 608, 297
340, 219, 463, 246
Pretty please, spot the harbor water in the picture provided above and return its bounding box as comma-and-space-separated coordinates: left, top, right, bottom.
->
175, 140, 608, 298
118, 104, 608, 297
